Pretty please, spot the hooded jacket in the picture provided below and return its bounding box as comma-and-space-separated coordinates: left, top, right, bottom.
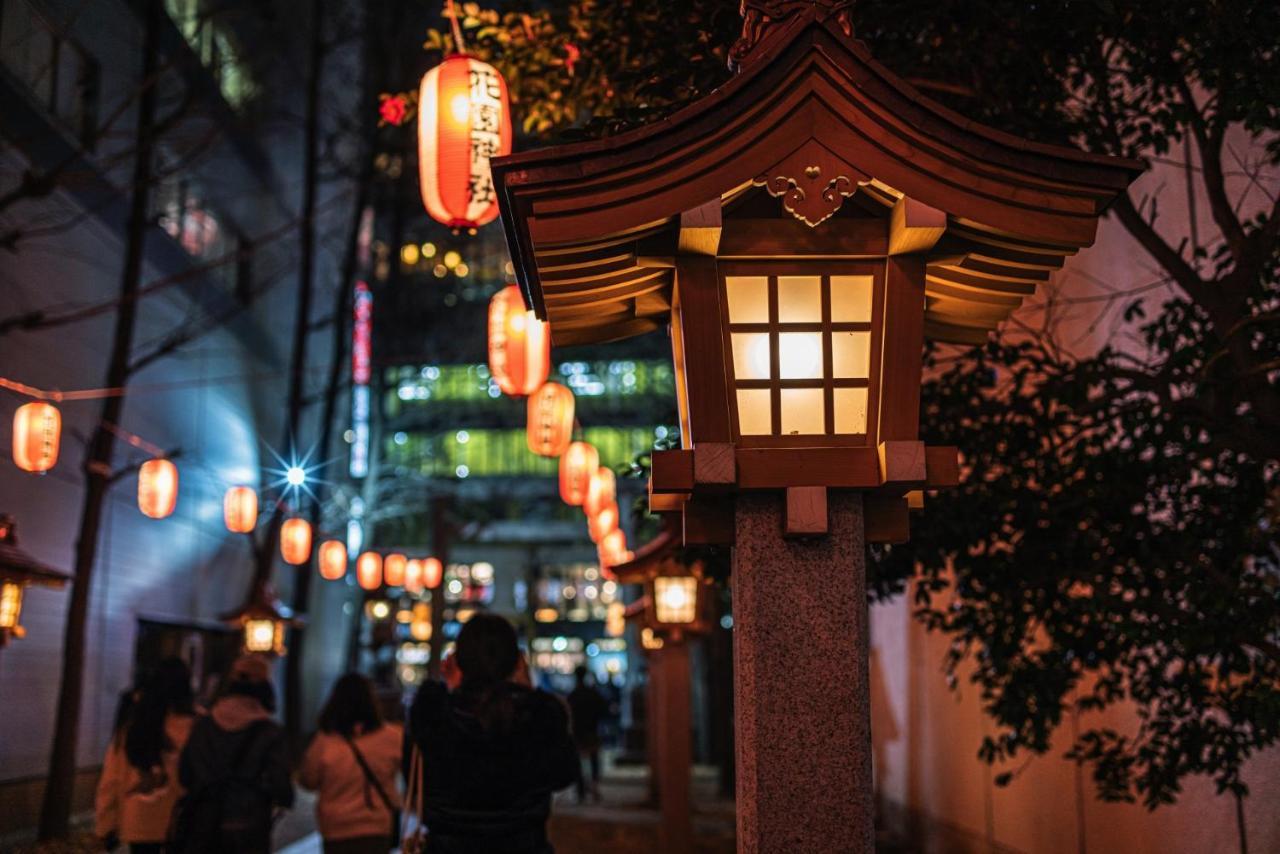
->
408, 680, 578, 852
299, 722, 403, 841
94, 712, 195, 843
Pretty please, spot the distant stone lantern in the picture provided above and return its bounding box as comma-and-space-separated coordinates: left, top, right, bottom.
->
493, 2, 1142, 849
222, 580, 299, 656
0, 515, 70, 647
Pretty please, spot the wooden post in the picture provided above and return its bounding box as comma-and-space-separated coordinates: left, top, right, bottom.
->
733, 491, 873, 854
656, 640, 694, 853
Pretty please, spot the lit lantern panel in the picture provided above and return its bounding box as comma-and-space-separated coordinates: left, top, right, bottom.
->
418, 55, 512, 229
318, 540, 347, 580
0, 581, 23, 634
584, 467, 617, 518
244, 619, 283, 655
725, 274, 875, 438
527, 382, 574, 457
357, 552, 383, 591
138, 459, 179, 519
13, 402, 61, 472
654, 576, 699, 624
281, 518, 313, 565
422, 557, 444, 589
489, 286, 550, 397
224, 487, 258, 534
588, 501, 620, 544
559, 442, 599, 506
384, 553, 408, 587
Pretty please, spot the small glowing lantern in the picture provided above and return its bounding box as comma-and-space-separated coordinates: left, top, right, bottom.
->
588, 501, 620, 544
404, 559, 424, 594
13, 402, 61, 473
137, 458, 179, 519
559, 442, 599, 506
318, 540, 347, 580
384, 553, 408, 587
280, 518, 312, 565
223, 487, 258, 533
654, 575, 700, 625
0, 516, 69, 646
422, 557, 444, 589
418, 54, 512, 229
410, 602, 433, 641
598, 528, 628, 570
527, 382, 574, 457
584, 467, 617, 518
605, 601, 626, 638
357, 551, 383, 591
223, 580, 298, 656
489, 285, 550, 396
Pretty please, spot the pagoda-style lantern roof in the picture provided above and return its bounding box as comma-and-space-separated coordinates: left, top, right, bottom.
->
0, 516, 70, 588
494, 8, 1142, 347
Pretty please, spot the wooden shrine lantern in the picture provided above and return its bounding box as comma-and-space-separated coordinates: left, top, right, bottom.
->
493, 4, 1142, 851
222, 580, 300, 656
318, 540, 348, 581
12, 402, 60, 473
280, 518, 312, 566
527, 382, 575, 457
224, 486, 258, 534
137, 458, 179, 519
0, 515, 70, 647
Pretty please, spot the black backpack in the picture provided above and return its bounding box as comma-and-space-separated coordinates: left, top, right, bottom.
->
169, 720, 277, 853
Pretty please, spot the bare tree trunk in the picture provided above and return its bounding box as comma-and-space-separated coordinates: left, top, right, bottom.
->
38, 0, 162, 838
278, 0, 325, 742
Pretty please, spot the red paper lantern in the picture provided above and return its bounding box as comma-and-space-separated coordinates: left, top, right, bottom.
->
12, 402, 60, 472
418, 54, 512, 229
588, 501, 620, 544
223, 487, 258, 534
584, 467, 617, 518
527, 382, 574, 457
405, 559, 424, 594
281, 518, 312, 565
598, 529, 628, 570
423, 557, 444, 590
357, 551, 383, 591
319, 540, 347, 580
559, 442, 599, 506
489, 285, 550, 397
138, 458, 178, 519
384, 553, 408, 587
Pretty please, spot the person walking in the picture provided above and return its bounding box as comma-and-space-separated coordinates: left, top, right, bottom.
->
94, 657, 197, 853
407, 613, 578, 853
170, 654, 293, 853
566, 666, 608, 803
299, 673, 403, 854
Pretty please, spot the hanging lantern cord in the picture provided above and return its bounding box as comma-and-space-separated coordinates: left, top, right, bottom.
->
445, 0, 467, 53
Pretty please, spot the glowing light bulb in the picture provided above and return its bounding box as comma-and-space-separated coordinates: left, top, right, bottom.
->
286, 466, 306, 487
778, 333, 822, 379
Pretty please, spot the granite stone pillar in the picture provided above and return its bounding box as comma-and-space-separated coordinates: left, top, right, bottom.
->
733, 491, 873, 854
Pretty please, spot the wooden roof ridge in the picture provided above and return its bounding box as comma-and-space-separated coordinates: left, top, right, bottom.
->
612, 519, 682, 584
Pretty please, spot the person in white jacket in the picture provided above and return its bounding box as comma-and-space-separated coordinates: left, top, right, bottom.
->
299, 673, 403, 854
95, 657, 196, 853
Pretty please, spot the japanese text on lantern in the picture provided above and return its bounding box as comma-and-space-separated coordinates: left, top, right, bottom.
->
467, 67, 502, 209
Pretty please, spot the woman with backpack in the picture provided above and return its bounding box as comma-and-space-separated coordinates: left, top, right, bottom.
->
299, 673, 403, 854
406, 613, 579, 854
172, 654, 293, 853
94, 657, 197, 853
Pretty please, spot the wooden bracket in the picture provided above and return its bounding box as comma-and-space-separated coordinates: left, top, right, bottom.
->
694, 443, 736, 489
785, 486, 828, 537
924, 445, 961, 488
678, 200, 722, 256
888, 196, 947, 255
651, 449, 695, 493
878, 440, 927, 488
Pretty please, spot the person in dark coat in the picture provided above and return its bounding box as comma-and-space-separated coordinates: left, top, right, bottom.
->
171, 654, 294, 853
407, 614, 578, 854
566, 666, 609, 803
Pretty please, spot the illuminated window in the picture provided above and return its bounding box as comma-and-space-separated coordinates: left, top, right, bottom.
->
724, 270, 878, 439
